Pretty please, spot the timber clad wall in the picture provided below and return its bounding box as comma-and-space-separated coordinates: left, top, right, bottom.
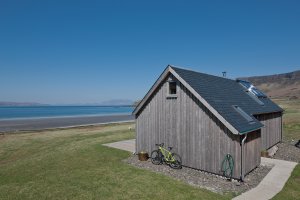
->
243, 130, 261, 175
136, 74, 260, 179
255, 113, 282, 150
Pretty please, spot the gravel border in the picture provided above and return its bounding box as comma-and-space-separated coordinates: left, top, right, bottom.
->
125, 156, 272, 195
273, 141, 300, 163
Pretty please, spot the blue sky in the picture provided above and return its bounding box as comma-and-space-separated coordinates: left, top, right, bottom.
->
0, 0, 299, 104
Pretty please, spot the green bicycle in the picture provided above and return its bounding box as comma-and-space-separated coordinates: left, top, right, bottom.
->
151, 143, 182, 169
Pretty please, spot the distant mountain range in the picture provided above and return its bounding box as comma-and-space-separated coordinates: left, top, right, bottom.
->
239, 70, 300, 99
0, 102, 49, 106
0, 99, 134, 107
99, 99, 134, 106
3, 70, 299, 107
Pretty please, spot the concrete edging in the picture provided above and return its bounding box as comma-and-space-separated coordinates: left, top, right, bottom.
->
233, 157, 298, 200
102, 139, 136, 153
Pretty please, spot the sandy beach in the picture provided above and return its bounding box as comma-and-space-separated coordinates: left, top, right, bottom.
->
0, 114, 134, 132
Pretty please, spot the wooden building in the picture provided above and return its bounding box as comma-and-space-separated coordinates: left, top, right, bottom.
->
133, 65, 283, 180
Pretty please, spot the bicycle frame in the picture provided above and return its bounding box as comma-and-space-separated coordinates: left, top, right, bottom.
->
158, 146, 176, 162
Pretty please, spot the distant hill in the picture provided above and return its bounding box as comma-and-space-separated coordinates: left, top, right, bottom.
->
0, 102, 48, 106
0, 100, 135, 107
100, 99, 134, 106
239, 70, 300, 99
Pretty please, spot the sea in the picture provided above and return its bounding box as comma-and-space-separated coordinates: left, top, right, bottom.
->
0, 106, 134, 120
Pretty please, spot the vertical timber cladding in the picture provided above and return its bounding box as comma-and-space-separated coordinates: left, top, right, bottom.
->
243, 130, 261, 177
136, 74, 244, 179
255, 112, 282, 150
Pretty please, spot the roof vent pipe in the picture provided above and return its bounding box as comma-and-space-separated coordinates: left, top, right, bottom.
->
222, 71, 227, 78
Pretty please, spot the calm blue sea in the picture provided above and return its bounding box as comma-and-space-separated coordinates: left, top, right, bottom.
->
0, 106, 134, 120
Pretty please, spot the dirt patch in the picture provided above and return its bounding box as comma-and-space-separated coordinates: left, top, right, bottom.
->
273, 142, 300, 163
0, 134, 8, 142
125, 156, 271, 195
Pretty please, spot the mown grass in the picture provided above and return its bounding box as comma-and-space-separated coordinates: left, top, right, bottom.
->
273, 99, 300, 141
1, 99, 299, 199
0, 123, 229, 200
272, 164, 300, 200
271, 99, 300, 199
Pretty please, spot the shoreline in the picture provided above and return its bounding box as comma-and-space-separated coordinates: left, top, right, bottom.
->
0, 114, 134, 133
0, 112, 133, 121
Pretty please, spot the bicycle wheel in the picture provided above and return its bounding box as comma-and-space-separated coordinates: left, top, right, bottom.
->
169, 153, 182, 169
151, 150, 162, 165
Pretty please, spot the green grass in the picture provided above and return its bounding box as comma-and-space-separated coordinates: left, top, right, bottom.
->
271, 99, 300, 199
1, 99, 299, 199
284, 123, 300, 141
0, 123, 229, 200
272, 164, 300, 200
273, 99, 300, 141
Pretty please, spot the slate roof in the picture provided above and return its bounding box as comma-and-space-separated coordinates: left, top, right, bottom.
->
171, 66, 283, 134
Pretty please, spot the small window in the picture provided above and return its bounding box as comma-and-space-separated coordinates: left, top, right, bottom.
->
233, 105, 254, 123
246, 91, 265, 106
238, 80, 252, 89
169, 81, 177, 95
250, 87, 266, 98
237, 79, 267, 98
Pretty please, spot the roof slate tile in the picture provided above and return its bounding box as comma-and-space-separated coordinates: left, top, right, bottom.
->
171, 66, 283, 134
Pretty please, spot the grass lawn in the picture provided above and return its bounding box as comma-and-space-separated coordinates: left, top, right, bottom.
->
0, 123, 230, 200
272, 99, 300, 199
273, 99, 300, 141
1, 99, 299, 199
272, 164, 300, 200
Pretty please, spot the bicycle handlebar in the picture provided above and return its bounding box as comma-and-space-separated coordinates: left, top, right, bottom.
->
155, 143, 173, 150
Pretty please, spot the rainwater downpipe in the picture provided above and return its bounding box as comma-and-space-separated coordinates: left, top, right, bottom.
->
240, 133, 248, 181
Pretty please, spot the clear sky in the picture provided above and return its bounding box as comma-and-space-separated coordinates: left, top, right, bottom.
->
0, 0, 299, 104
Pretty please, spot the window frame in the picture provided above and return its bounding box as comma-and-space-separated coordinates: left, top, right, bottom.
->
168, 81, 177, 95
232, 105, 254, 123
237, 79, 267, 98
166, 80, 178, 99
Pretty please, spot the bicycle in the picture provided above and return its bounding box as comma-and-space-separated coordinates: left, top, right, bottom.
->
150, 143, 182, 169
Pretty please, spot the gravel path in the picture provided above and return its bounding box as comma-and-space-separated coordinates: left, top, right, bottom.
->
273, 141, 300, 163
125, 156, 271, 195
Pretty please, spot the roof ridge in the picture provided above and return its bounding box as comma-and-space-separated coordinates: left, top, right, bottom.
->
169, 64, 236, 82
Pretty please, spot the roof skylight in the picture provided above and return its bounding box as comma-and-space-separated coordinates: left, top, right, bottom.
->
237, 80, 267, 98
233, 105, 254, 123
